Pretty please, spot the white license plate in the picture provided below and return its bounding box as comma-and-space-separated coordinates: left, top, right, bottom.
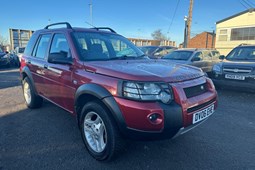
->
192, 104, 214, 124
225, 74, 245, 80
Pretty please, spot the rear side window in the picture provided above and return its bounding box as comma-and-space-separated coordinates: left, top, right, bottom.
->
32, 34, 51, 59
202, 50, 212, 60
24, 33, 38, 56
193, 52, 203, 60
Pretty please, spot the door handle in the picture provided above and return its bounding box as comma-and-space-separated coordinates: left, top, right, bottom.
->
44, 64, 48, 69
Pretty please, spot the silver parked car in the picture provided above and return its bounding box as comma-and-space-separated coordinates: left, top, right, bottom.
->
162, 48, 221, 77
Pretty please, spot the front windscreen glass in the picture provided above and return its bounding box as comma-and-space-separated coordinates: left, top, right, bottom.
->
73, 32, 144, 61
226, 46, 255, 61
163, 51, 193, 60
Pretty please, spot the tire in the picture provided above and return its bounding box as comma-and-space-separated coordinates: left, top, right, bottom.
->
22, 77, 43, 108
80, 101, 124, 161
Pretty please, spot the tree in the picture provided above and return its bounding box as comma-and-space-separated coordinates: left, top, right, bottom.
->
151, 29, 168, 41
0, 35, 8, 49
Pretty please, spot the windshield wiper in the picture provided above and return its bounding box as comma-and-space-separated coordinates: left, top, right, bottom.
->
109, 55, 141, 60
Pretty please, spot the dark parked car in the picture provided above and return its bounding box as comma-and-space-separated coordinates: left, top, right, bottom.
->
139, 45, 177, 58
162, 49, 221, 77
212, 44, 255, 91
20, 22, 217, 161
0, 49, 11, 68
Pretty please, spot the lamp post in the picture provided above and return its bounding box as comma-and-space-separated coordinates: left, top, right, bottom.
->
89, 0, 93, 25
183, 16, 188, 48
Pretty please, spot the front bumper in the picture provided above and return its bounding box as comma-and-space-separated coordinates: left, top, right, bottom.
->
105, 77, 217, 140
212, 73, 255, 91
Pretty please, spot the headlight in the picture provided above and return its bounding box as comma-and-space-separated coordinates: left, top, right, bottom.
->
212, 65, 221, 73
121, 81, 173, 104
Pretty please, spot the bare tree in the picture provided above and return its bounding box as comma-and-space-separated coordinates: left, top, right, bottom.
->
0, 35, 8, 49
151, 29, 168, 41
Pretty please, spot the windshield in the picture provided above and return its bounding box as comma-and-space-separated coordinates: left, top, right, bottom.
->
163, 51, 193, 61
226, 46, 255, 60
73, 32, 144, 61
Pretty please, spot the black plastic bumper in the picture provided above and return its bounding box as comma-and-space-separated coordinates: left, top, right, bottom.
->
103, 96, 183, 140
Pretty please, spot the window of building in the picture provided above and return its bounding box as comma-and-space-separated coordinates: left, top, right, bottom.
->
220, 29, 227, 34
218, 29, 228, 41
231, 27, 255, 41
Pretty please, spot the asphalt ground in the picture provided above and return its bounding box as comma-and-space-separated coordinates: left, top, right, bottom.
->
0, 68, 254, 170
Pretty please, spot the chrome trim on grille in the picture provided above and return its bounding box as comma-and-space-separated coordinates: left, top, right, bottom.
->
223, 68, 252, 73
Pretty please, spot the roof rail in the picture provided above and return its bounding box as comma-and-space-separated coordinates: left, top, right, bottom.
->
91, 27, 116, 33
44, 22, 72, 29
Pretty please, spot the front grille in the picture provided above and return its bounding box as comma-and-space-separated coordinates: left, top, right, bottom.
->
183, 83, 207, 98
187, 98, 216, 113
223, 67, 252, 74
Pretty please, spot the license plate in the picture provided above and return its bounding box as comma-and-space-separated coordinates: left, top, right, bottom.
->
225, 74, 245, 80
192, 104, 214, 124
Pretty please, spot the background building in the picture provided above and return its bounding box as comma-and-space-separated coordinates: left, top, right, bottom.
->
9, 29, 34, 50
215, 8, 255, 55
187, 31, 215, 49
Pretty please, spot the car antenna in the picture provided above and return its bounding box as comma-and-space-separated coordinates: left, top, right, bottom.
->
85, 21, 96, 28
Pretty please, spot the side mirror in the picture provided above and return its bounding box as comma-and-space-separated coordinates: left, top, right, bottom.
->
219, 55, 225, 60
192, 57, 201, 62
48, 52, 73, 65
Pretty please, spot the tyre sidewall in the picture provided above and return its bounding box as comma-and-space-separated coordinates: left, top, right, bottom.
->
80, 102, 115, 161
22, 77, 41, 108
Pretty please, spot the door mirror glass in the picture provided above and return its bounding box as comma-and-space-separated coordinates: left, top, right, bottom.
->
219, 55, 225, 60
48, 51, 73, 65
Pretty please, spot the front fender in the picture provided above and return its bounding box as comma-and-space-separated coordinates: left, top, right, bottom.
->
75, 84, 127, 134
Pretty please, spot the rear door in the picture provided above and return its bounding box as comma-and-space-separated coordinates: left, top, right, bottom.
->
29, 34, 52, 96
202, 50, 214, 72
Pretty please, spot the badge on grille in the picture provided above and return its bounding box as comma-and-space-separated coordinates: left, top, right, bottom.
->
234, 69, 239, 73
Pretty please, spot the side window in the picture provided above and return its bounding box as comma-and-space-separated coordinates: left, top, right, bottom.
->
32, 34, 51, 59
203, 51, 212, 60
50, 34, 70, 58
24, 33, 38, 56
193, 52, 203, 61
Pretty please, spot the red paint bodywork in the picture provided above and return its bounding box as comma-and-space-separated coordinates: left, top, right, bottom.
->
20, 28, 218, 134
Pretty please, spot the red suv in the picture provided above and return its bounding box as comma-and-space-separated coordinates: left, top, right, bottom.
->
20, 22, 217, 161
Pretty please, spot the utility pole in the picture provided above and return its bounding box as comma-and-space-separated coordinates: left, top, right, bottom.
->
89, 0, 93, 25
187, 0, 193, 46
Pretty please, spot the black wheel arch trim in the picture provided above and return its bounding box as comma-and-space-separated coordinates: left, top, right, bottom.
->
21, 66, 39, 95
75, 84, 127, 134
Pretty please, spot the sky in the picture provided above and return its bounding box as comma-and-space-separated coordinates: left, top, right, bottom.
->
0, 0, 254, 45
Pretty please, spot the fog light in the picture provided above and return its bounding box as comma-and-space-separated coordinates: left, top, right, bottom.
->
149, 114, 158, 122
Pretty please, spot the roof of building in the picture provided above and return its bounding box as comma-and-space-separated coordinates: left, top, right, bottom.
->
216, 8, 255, 24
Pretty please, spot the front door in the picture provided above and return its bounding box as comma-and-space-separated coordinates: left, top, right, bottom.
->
43, 33, 76, 112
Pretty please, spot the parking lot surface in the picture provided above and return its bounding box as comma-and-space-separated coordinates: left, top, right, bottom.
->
0, 68, 255, 170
